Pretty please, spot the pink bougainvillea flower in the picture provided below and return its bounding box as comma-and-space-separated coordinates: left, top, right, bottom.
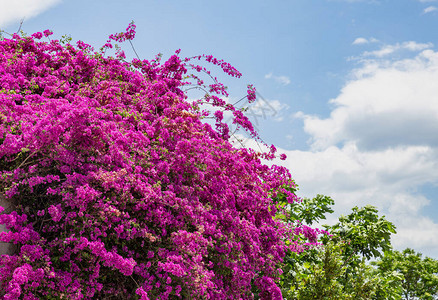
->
0, 24, 320, 299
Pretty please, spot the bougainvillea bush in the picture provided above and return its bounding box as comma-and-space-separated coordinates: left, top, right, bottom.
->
0, 24, 319, 299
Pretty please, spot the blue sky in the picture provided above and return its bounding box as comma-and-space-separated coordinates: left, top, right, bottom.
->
2, 0, 438, 258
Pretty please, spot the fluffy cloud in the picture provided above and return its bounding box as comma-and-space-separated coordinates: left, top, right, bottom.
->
352, 37, 379, 45
281, 43, 438, 257
298, 48, 438, 150
265, 72, 291, 86
0, 0, 61, 27
352, 37, 369, 45
424, 5, 438, 13
359, 41, 433, 58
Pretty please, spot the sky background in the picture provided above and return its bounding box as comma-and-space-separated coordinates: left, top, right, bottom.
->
2, 0, 438, 258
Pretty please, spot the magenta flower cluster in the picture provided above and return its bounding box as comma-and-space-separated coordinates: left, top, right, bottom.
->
0, 24, 319, 299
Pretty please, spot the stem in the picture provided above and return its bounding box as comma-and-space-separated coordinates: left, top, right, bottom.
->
130, 275, 140, 288
16, 18, 24, 34
232, 95, 248, 106
129, 39, 140, 60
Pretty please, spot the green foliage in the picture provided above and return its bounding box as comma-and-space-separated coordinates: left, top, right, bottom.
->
283, 241, 350, 299
279, 196, 404, 299
282, 239, 404, 300
289, 194, 334, 226
372, 248, 438, 299
325, 205, 397, 260
60, 34, 72, 44
371, 269, 404, 300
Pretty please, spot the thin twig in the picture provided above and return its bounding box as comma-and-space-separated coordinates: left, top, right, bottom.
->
129, 40, 140, 60
254, 137, 264, 153
130, 275, 140, 288
230, 132, 246, 148
16, 18, 25, 34
16, 150, 39, 169
232, 95, 248, 106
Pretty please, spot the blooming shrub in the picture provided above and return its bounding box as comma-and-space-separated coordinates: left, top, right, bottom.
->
0, 24, 317, 299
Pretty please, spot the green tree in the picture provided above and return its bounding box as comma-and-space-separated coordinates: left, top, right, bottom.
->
280, 199, 401, 299
288, 194, 334, 226
326, 205, 397, 260
372, 248, 438, 299
283, 239, 383, 300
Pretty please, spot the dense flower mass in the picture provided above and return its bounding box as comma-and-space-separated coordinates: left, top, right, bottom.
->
0, 24, 317, 299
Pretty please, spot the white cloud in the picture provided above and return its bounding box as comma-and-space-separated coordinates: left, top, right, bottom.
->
298, 47, 438, 151
403, 41, 433, 51
352, 37, 379, 45
424, 5, 438, 13
364, 44, 398, 57
265, 72, 291, 86
352, 37, 369, 45
0, 0, 61, 27
361, 41, 433, 58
